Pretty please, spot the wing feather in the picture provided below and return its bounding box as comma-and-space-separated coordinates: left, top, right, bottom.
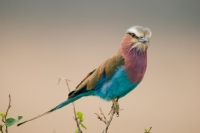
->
68, 50, 124, 98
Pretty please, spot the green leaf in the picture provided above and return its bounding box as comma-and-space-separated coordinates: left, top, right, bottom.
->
0, 113, 5, 119
75, 129, 79, 133
144, 128, 148, 133
0, 124, 3, 132
5, 116, 23, 127
76, 112, 83, 119
80, 123, 87, 129
18, 116, 23, 120
76, 111, 87, 130
5, 118, 15, 127
79, 119, 83, 123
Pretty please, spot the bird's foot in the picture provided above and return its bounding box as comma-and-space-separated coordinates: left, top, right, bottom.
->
109, 98, 120, 116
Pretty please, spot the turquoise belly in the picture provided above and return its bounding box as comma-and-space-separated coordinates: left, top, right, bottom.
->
94, 66, 139, 101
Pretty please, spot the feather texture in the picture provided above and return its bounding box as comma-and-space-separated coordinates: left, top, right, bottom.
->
68, 50, 124, 99
94, 66, 138, 101
121, 34, 147, 83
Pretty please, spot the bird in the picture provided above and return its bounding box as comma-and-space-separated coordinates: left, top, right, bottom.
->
17, 25, 152, 126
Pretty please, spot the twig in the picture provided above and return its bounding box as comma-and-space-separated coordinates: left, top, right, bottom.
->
148, 127, 152, 132
104, 110, 115, 133
4, 94, 11, 133
146, 127, 152, 133
95, 107, 116, 133
57, 77, 82, 133
1, 127, 4, 133
65, 81, 82, 133
94, 108, 106, 124
99, 108, 106, 121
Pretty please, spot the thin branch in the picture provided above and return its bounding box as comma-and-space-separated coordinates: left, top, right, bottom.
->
95, 108, 116, 133
65, 81, 82, 133
99, 108, 106, 121
4, 94, 11, 133
104, 110, 115, 133
146, 127, 152, 133
57, 77, 82, 133
94, 108, 106, 124
1, 117, 5, 123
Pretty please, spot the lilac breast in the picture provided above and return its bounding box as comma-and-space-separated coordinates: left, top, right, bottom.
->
122, 46, 147, 83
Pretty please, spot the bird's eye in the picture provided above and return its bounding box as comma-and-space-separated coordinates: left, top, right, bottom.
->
130, 33, 135, 37
128, 33, 136, 38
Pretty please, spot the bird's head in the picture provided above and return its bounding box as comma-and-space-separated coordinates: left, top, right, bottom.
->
121, 26, 152, 53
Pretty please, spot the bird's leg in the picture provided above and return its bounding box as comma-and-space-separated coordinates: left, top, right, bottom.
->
109, 97, 120, 116
112, 99, 120, 116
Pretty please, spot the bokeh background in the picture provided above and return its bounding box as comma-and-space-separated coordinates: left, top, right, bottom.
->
1, 0, 200, 133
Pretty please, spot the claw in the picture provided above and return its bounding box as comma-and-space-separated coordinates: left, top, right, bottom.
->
109, 98, 120, 116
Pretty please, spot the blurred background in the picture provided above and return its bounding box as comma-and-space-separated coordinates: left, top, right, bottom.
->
1, 0, 200, 133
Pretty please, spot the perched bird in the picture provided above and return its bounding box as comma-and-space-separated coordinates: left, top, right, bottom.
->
17, 26, 152, 126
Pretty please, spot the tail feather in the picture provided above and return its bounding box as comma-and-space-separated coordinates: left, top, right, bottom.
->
17, 94, 84, 126
17, 108, 54, 126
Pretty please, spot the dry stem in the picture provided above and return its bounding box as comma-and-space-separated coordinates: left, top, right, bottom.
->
4, 94, 11, 133
57, 77, 82, 133
95, 107, 116, 133
146, 127, 152, 133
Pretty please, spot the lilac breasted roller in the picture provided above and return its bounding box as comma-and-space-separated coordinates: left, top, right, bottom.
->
17, 26, 152, 126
